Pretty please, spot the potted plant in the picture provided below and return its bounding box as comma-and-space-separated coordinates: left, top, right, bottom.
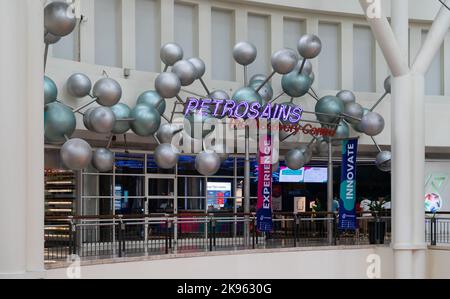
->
368, 199, 386, 244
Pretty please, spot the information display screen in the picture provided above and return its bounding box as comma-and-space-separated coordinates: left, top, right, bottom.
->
207, 182, 232, 209
279, 167, 328, 183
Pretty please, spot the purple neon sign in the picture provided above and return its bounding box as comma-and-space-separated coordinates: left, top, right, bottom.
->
184, 97, 303, 124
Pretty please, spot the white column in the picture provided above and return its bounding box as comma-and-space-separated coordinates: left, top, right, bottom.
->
0, 0, 45, 278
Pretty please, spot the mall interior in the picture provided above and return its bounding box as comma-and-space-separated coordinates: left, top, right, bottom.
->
1, 0, 450, 279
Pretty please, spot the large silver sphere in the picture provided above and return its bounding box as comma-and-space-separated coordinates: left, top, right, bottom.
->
92, 148, 115, 173
315, 96, 345, 124
83, 107, 95, 131
45, 102, 76, 144
384, 76, 391, 94
353, 108, 370, 133
281, 71, 313, 98
208, 90, 230, 117
93, 78, 122, 107
67, 73, 92, 98
44, 32, 61, 45
360, 112, 385, 136
271, 49, 299, 74
249, 74, 267, 84
111, 103, 131, 134
232, 87, 264, 116
44, 1, 76, 37
184, 111, 216, 139
155, 72, 181, 99
297, 34, 322, 59
160, 43, 184, 66
172, 60, 197, 86
297, 59, 313, 76
313, 137, 329, 156
344, 102, 364, 125
60, 138, 93, 171
195, 151, 221, 176
130, 105, 162, 137
90, 107, 116, 134
157, 123, 183, 144
44, 76, 58, 105
336, 90, 356, 106
154, 144, 180, 169
233, 42, 257, 66
208, 143, 229, 162
298, 145, 313, 164
285, 148, 306, 170
188, 57, 206, 79
376, 151, 391, 172
137, 90, 166, 114
248, 80, 274, 102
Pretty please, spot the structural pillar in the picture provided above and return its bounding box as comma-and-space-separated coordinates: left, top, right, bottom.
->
0, 0, 45, 278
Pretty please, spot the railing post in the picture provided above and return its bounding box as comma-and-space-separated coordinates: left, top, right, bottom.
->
118, 215, 124, 258
165, 215, 170, 254
333, 213, 338, 246
209, 214, 213, 252
252, 213, 256, 249
431, 215, 437, 246
294, 213, 298, 247
69, 216, 76, 255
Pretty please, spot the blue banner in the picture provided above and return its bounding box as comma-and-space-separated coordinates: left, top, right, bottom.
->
256, 135, 273, 232
339, 138, 358, 230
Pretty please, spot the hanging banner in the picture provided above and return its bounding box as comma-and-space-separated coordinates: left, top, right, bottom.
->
339, 138, 358, 230
256, 135, 273, 232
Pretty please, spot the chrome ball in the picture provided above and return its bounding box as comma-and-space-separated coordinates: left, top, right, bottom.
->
315, 96, 345, 124
195, 151, 221, 176
92, 148, 115, 173
376, 151, 392, 172
154, 143, 180, 169
353, 108, 370, 133
344, 102, 364, 125
60, 138, 93, 171
137, 90, 166, 114
281, 72, 313, 98
384, 76, 391, 94
67, 73, 92, 98
297, 34, 322, 59
44, 102, 76, 144
249, 74, 267, 84
330, 121, 350, 146
44, 1, 76, 37
93, 78, 122, 107
160, 42, 184, 66
298, 145, 313, 164
248, 80, 274, 103
44, 32, 61, 45
111, 103, 131, 134
188, 57, 206, 79
172, 60, 197, 86
83, 107, 96, 131
336, 90, 356, 106
157, 123, 183, 144
233, 42, 257, 66
271, 48, 299, 74
90, 107, 116, 134
313, 137, 329, 156
130, 105, 162, 137
285, 148, 306, 170
361, 112, 385, 136
155, 72, 181, 99
232, 87, 263, 116
44, 76, 58, 105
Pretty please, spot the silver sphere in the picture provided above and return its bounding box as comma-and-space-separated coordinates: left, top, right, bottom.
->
188, 57, 206, 79
285, 148, 306, 171
336, 90, 356, 106
310, 71, 315, 82
298, 145, 313, 164
44, 102, 76, 144
376, 151, 392, 172
205, 143, 229, 162
44, 1, 76, 37
249, 80, 274, 102
154, 144, 180, 169
83, 107, 96, 131
209, 90, 230, 117
93, 78, 122, 107
44, 32, 61, 45
195, 151, 221, 176
344, 102, 364, 125
353, 108, 370, 133
184, 111, 216, 139
90, 107, 116, 134
137, 91, 166, 114
92, 148, 115, 173
60, 138, 93, 171
297, 34, 322, 59
111, 103, 131, 134
44, 76, 58, 105
160, 43, 184, 66
172, 60, 197, 86
67, 73, 92, 98
249, 74, 268, 84
233, 42, 257, 66
281, 72, 313, 98
315, 96, 345, 124
384, 76, 391, 94
130, 105, 162, 137
155, 72, 181, 99
313, 137, 329, 156
271, 48, 299, 74
232, 87, 264, 116
157, 123, 183, 144
330, 121, 350, 146
361, 112, 385, 136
